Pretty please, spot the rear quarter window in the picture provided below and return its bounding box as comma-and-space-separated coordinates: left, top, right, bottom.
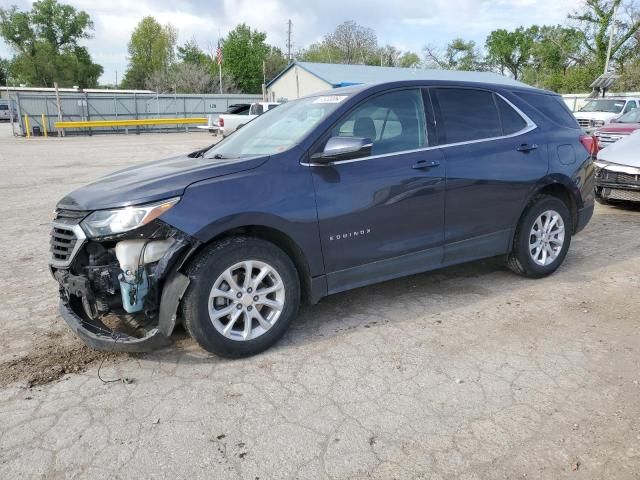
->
514, 92, 579, 129
495, 96, 527, 135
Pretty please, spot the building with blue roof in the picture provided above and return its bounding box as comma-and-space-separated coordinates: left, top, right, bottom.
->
266, 61, 531, 101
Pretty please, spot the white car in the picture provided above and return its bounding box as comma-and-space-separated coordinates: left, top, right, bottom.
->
574, 97, 640, 133
0, 101, 17, 122
216, 102, 280, 137
594, 130, 640, 205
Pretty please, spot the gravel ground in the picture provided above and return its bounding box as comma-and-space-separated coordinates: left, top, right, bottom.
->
1, 122, 639, 479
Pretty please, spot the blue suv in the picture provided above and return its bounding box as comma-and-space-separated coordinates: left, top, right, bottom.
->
50, 76, 595, 357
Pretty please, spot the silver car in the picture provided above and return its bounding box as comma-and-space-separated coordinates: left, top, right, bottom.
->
595, 130, 640, 205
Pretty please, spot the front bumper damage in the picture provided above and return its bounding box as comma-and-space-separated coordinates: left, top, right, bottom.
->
594, 162, 640, 203
50, 215, 198, 352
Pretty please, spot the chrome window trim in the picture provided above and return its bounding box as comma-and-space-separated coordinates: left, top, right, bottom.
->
49, 222, 87, 268
302, 92, 537, 167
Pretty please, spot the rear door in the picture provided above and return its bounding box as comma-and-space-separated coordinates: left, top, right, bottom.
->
430, 87, 547, 264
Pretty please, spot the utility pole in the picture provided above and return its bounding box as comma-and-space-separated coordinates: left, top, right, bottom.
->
286, 19, 293, 62
603, 3, 619, 76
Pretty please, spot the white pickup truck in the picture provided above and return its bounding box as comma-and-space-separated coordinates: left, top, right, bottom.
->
573, 97, 640, 133
202, 102, 280, 137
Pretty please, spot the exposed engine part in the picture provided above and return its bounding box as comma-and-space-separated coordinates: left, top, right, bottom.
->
115, 239, 175, 278
51, 224, 198, 352
115, 239, 175, 314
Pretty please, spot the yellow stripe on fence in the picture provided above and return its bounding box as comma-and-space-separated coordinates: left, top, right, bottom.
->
54, 117, 207, 129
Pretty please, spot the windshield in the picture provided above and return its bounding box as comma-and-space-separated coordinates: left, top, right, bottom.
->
579, 99, 625, 113
204, 95, 349, 158
616, 108, 640, 123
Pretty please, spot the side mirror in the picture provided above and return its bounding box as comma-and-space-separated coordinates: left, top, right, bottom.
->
610, 117, 618, 123
311, 136, 373, 164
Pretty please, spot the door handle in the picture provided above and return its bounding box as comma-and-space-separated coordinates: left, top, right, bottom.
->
516, 143, 538, 152
412, 160, 440, 170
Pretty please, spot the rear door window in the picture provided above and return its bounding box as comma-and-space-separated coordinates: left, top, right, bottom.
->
0, 104, 8, 110
433, 88, 502, 143
514, 92, 579, 129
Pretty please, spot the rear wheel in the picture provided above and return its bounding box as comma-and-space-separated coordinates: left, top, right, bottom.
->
182, 237, 300, 358
507, 195, 572, 278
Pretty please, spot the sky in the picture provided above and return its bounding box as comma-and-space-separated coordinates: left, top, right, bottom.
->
0, 0, 584, 85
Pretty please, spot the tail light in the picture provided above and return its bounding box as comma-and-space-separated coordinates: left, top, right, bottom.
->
218, 116, 224, 127
580, 135, 598, 156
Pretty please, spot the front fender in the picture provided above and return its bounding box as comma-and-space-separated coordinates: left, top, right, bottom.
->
160, 149, 324, 276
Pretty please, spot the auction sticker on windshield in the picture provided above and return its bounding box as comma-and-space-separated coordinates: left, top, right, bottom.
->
313, 95, 348, 104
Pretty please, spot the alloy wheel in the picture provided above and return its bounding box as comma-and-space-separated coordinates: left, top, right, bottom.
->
528, 210, 565, 266
208, 260, 285, 341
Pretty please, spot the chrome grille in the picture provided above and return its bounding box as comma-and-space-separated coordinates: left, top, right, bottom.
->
597, 170, 640, 185
49, 213, 87, 267
50, 226, 78, 263
596, 131, 630, 147
577, 118, 590, 128
602, 188, 640, 202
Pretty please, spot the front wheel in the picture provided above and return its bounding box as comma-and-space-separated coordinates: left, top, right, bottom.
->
182, 237, 300, 358
507, 195, 572, 278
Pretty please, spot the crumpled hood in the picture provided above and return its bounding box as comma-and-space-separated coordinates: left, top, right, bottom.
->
57, 153, 269, 211
597, 130, 640, 167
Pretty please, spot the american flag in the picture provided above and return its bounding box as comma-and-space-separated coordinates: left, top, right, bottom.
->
216, 41, 223, 65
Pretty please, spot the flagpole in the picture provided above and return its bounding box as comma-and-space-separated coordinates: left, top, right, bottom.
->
219, 61, 223, 94
217, 34, 223, 94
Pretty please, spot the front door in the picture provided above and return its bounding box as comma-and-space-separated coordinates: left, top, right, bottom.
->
309, 88, 446, 294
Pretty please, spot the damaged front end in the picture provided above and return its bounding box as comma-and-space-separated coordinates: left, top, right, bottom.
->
49, 204, 198, 352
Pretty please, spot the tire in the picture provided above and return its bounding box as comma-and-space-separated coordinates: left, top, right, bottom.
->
507, 195, 572, 278
182, 236, 300, 358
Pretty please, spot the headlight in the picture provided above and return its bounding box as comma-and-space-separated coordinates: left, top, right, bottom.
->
81, 197, 180, 238
591, 120, 605, 127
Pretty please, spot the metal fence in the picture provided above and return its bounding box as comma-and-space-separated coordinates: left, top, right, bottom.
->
7, 92, 262, 136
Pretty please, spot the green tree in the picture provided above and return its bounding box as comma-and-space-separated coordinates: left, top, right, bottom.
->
122, 16, 176, 89
485, 27, 537, 79
520, 25, 585, 91
398, 51, 421, 68
299, 21, 379, 65
325, 21, 378, 64
378, 44, 401, 66
264, 46, 288, 82
618, 59, 640, 90
299, 42, 342, 63
177, 39, 211, 66
0, 0, 102, 87
222, 24, 270, 93
425, 39, 484, 70
569, 0, 640, 72
0, 58, 8, 84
